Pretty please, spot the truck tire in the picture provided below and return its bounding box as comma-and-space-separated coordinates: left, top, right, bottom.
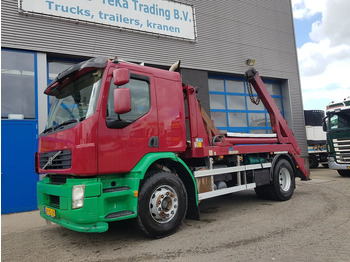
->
269, 159, 295, 201
309, 155, 319, 168
337, 170, 350, 177
137, 171, 187, 238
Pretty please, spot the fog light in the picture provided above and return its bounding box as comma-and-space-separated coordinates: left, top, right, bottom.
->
72, 185, 85, 209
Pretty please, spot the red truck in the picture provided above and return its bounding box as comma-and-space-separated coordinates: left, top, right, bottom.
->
36, 57, 309, 238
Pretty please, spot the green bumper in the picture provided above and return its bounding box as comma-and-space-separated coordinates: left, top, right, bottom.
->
40, 211, 108, 233
37, 152, 198, 233
37, 175, 139, 233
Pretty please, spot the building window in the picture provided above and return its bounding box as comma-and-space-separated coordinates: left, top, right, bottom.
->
1, 49, 36, 119
208, 75, 284, 134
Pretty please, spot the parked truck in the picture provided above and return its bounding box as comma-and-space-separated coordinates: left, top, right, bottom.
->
323, 97, 350, 177
36, 57, 309, 238
304, 110, 327, 168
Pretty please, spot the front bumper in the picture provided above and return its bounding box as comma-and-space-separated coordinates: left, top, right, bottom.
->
328, 158, 350, 170
40, 210, 108, 233
37, 175, 138, 233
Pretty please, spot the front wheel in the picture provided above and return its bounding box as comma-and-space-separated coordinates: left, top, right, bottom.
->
337, 170, 350, 177
137, 171, 187, 238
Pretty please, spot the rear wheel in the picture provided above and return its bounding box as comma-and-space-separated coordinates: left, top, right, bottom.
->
255, 159, 295, 201
309, 155, 319, 168
269, 159, 295, 201
337, 170, 350, 177
137, 171, 187, 238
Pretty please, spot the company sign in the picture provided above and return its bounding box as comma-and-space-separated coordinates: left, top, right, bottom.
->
19, 0, 196, 41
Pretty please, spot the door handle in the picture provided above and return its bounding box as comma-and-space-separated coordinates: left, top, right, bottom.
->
148, 136, 159, 148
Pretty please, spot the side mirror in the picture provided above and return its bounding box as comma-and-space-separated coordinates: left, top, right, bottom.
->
322, 117, 327, 132
114, 88, 131, 114
113, 68, 130, 86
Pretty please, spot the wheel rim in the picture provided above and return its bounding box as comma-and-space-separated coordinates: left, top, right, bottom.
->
279, 167, 291, 192
149, 185, 178, 224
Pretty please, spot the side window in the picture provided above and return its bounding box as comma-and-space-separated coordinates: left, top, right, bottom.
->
107, 76, 150, 122
330, 115, 338, 129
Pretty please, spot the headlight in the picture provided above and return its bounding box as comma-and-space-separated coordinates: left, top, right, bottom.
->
72, 185, 85, 209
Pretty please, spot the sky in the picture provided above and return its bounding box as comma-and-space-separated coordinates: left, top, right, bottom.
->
291, 0, 350, 111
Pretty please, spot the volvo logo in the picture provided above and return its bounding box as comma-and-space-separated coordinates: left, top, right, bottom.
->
42, 151, 62, 170
47, 156, 55, 166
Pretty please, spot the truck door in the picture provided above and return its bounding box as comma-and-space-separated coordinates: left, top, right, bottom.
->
97, 67, 158, 174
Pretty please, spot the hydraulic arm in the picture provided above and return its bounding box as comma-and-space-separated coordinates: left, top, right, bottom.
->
244, 68, 309, 180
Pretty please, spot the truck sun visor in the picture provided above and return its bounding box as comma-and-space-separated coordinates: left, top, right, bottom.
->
44, 56, 109, 96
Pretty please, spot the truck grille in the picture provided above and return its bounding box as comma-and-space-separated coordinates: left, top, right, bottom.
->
49, 195, 60, 209
333, 138, 350, 164
50, 175, 68, 185
39, 150, 71, 170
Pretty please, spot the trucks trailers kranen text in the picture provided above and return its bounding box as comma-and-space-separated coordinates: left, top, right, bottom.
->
36, 57, 309, 238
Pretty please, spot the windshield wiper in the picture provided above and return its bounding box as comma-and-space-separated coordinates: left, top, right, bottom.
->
42, 118, 83, 134
42, 126, 55, 134
54, 119, 79, 130
330, 129, 347, 133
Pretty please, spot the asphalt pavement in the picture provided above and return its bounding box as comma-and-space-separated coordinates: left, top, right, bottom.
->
2, 167, 350, 262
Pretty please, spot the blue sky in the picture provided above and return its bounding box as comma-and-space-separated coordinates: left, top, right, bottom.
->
293, 13, 322, 49
291, 0, 350, 111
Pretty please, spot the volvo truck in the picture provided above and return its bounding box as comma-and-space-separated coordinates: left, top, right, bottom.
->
36, 57, 309, 238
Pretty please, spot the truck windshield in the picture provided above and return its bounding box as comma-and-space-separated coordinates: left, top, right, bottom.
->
329, 110, 350, 131
45, 69, 103, 132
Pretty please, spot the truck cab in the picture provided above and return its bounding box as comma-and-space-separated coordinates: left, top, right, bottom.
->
39, 57, 186, 175
323, 97, 350, 177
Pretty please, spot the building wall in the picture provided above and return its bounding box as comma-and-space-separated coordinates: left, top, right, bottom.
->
2, 0, 307, 156
181, 68, 210, 113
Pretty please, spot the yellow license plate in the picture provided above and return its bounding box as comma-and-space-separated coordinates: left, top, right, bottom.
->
45, 207, 56, 218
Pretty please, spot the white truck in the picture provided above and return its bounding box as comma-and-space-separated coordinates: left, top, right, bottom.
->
304, 110, 327, 168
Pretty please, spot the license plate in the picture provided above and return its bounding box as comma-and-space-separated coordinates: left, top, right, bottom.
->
45, 207, 56, 218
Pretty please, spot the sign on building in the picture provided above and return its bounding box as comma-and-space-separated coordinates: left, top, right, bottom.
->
19, 0, 196, 41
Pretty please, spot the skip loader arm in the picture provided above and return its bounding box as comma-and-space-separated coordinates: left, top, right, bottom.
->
245, 68, 309, 180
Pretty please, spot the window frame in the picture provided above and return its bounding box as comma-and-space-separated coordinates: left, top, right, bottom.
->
1, 48, 38, 120
106, 73, 151, 129
208, 74, 284, 134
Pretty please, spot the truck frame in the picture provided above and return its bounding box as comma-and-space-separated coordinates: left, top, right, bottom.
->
36, 57, 309, 238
